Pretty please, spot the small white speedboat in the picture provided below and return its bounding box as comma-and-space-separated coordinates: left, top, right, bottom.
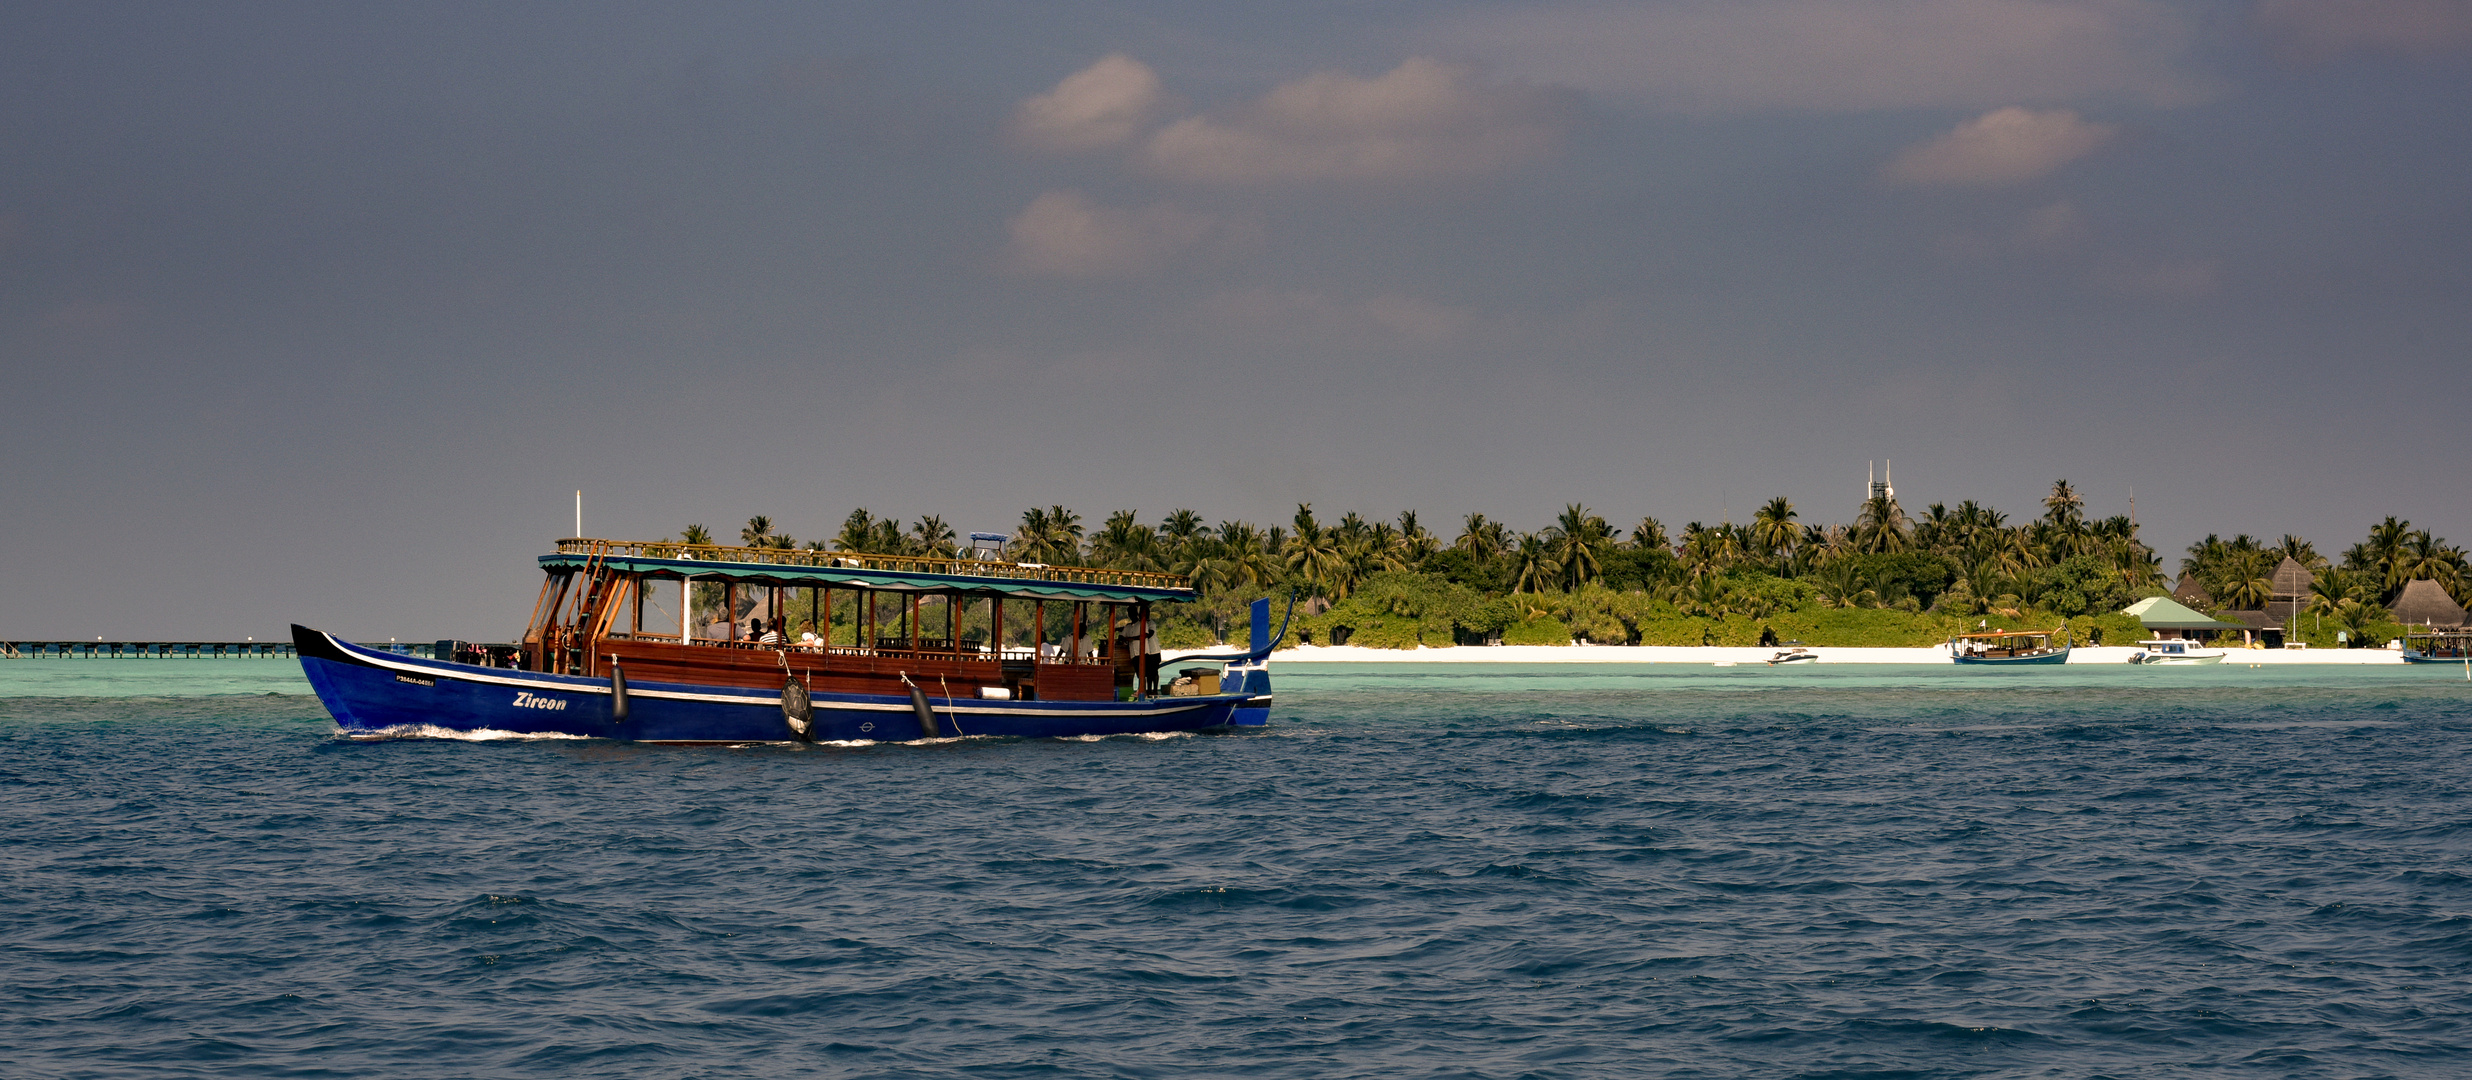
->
2128, 639, 2225, 665
1767, 646, 1818, 665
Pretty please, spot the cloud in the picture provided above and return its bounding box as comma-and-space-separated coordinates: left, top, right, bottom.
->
2018, 199, 2090, 247
2092, 258, 2221, 297
1426, 0, 2212, 111
1199, 289, 1474, 345
1138, 58, 1572, 184
1883, 107, 2116, 186
1008, 54, 1166, 151
2255, 0, 2472, 62
1003, 190, 1236, 278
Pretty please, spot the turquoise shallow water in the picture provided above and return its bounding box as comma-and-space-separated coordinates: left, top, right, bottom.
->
6, 660, 2472, 1078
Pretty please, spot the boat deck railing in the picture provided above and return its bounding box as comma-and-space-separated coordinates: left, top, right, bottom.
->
555, 537, 1188, 592
602, 632, 1119, 666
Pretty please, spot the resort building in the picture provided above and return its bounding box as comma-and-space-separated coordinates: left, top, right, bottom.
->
2121, 596, 2241, 642
2388, 579, 2467, 630
2170, 575, 2213, 609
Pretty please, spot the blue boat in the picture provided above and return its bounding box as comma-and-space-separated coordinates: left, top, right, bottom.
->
1947, 628, 2071, 665
296, 537, 1283, 744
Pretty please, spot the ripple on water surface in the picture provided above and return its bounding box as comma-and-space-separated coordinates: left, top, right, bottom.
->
4, 661, 2471, 1078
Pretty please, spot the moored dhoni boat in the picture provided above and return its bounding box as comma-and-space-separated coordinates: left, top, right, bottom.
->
1947, 628, 2071, 665
2402, 629, 2472, 665
295, 537, 1283, 744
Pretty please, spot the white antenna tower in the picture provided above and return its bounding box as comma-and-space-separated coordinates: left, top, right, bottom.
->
1868, 460, 1894, 503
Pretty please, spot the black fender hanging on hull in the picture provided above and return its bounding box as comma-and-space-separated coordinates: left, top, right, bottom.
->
782, 676, 814, 742
610, 661, 631, 725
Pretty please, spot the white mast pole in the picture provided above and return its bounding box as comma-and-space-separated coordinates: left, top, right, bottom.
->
575, 490, 582, 538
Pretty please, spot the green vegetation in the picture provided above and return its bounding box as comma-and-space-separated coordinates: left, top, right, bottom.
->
672, 488, 2470, 651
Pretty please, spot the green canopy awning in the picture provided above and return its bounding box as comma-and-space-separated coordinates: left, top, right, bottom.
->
538, 553, 1194, 604
2121, 595, 2241, 630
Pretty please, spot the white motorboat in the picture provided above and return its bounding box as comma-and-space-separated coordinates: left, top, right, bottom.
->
1767, 643, 1818, 665
2127, 638, 2225, 665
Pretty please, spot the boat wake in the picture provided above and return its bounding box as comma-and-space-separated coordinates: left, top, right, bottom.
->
342, 724, 595, 742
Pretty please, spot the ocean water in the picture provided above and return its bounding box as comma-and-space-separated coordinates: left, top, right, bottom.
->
6, 660, 2472, 1079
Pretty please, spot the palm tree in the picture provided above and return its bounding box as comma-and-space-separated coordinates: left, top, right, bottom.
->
1455, 513, 1506, 561
1089, 510, 1162, 571
909, 515, 957, 558
833, 510, 877, 553
1396, 511, 1439, 567
1912, 502, 1953, 555
2307, 568, 2369, 621
871, 517, 909, 556
2217, 548, 2276, 610
1510, 533, 1562, 594
1218, 521, 1274, 589
1629, 516, 1668, 552
1678, 522, 1738, 582
1011, 505, 1083, 564
2362, 516, 2412, 595
2276, 535, 2327, 571
1811, 559, 1876, 609
680, 523, 714, 548
1751, 497, 1798, 566
1160, 509, 1205, 555
2335, 597, 2386, 645
741, 516, 775, 547
1854, 492, 1911, 554
1285, 504, 1340, 594
1545, 503, 1611, 590
2042, 479, 2084, 527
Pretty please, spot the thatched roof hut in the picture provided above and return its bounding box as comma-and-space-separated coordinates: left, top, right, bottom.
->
2271, 557, 2313, 600
2171, 575, 2213, 608
2389, 579, 2467, 629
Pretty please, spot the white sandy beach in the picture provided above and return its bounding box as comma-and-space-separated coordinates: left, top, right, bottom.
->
1223, 643, 2410, 665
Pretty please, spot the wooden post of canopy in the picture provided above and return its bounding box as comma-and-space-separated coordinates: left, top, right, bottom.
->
1138, 602, 1151, 696
910, 594, 921, 653
946, 591, 957, 655
727, 582, 739, 643
865, 589, 876, 653
1071, 602, 1083, 660
992, 596, 1004, 657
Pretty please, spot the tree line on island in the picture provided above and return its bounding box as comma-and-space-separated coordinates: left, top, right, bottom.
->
667, 482, 2467, 651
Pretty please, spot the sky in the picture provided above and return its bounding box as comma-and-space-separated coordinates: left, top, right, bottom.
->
4, 1, 2469, 640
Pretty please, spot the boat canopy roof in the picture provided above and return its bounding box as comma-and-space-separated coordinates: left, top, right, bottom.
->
540, 538, 1195, 604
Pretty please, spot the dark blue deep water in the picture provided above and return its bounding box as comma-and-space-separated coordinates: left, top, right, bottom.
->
7, 661, 2472, 1078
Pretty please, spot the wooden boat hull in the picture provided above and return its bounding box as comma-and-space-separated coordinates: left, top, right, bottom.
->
294, 626, 1245, 744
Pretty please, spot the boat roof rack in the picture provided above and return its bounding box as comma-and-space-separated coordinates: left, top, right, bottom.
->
542, 538, 1195, 604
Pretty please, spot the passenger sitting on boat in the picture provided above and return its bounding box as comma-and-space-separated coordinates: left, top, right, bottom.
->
753, 618, 783, 646
798, 620, 823, 650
